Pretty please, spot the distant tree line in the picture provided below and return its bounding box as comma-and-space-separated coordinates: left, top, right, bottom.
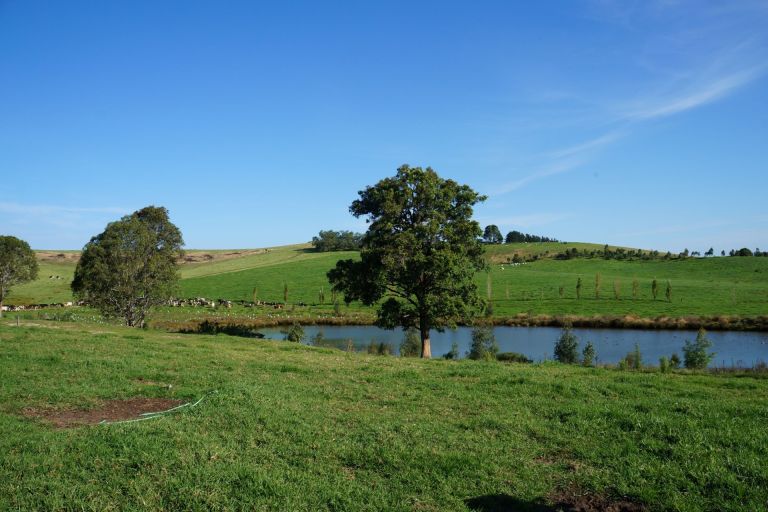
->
677, 247, 766, 258
554, 245, 673, 261
311, 230, 363, 252
482, 225, 559, 244
727, 248, 766, 257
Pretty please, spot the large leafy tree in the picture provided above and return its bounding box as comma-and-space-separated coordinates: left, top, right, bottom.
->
72, 206, 184, 327
328, 165, 487, 358
0, 236, 39, 317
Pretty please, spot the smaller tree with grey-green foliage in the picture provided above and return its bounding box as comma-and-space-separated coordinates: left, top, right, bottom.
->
683, 328, 715, 369
467, 324, 499, 361
554, 326, 579, 364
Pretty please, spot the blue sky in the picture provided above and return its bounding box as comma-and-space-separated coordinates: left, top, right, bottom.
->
1, 1, 766, 251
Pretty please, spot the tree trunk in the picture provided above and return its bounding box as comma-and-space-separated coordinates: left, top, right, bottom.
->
420, 328, 431, 359
0, 299, 3, 319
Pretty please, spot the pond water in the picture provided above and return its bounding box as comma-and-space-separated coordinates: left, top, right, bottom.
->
259, 325, 768, 367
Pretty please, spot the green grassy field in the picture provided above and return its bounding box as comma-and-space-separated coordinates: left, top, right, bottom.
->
7, 260, 76, 304
1, 321, 766, 510
179, 249, 768, 319
7, 244, 768, 324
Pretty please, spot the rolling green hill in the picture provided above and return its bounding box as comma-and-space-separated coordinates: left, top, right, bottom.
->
6, 244, 768, 323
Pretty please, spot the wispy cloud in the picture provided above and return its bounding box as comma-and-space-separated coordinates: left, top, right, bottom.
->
494, 60, 765, 195
494, 131, 621, 194
621, 65, 766, 121
494, 157, 586, 195
546, 131, 624, 159
491, 2, 767, 195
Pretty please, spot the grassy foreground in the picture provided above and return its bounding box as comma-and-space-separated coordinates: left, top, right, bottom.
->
2, 322, 767, 510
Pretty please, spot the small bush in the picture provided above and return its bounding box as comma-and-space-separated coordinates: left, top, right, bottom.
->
622, 344, 642, 370
659, 356, 670, 373
582, 342, 596, 367
683, 328, 715, 369
311, 330, 325, 346
367, 341, 392, 355
497, 352, 532, 363
282, 322, 305, 343
443, 341, 460, 360
399, 328, 421, 358
554, 326, 579, 364
467, 325, 499, 361
670, 353, 681, 369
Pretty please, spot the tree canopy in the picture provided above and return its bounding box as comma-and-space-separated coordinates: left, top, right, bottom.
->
327, 165, 487, 358
311, 230, 363, 252
504, 231, 559, 243
482, 225, 503, 244
72, 206, 184, 327
0, 236, 39, 317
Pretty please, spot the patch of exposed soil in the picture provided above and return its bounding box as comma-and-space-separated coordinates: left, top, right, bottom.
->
549, 487, 647, 512
35, 249, 271, 266
179, 249, 268, 265
23, 398, 183, 428
36, 251, 80, 263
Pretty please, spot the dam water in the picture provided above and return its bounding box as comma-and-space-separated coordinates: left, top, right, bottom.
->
258, 325, 768, 367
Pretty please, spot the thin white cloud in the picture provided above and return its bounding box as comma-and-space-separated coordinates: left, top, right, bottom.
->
494, 63, 765, 195
621, 65, 766, 120
494, 157, 586, 195
494, 131, 622, 195
546, 131, 624, 159
491, 0, 767, 195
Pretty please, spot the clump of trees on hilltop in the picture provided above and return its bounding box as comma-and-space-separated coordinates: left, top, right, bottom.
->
504, 230, 559, 244
481, 226, 559, 244
728, 248, 766, 257
311, 230, 363, 252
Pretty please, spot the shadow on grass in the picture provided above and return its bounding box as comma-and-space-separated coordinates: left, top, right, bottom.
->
179, 320, 265, 338
465, 494, 555, 512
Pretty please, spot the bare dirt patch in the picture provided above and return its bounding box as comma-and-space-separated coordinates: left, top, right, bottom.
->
179, 249, 268, 265
24, 398, 183, 428
36, 251, 81, 263
35, 249, 270, 266
549, 487, 647, 512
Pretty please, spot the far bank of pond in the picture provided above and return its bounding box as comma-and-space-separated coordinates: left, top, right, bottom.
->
258, 325, 768, 367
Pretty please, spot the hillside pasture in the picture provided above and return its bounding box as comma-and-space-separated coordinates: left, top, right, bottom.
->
6, 246, 767, 326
